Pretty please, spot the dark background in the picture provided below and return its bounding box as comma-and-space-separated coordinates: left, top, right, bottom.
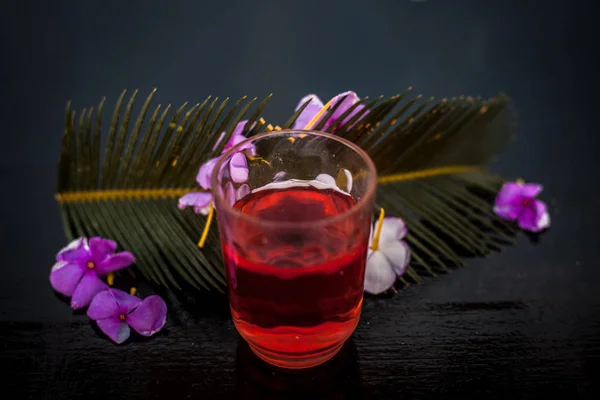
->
1, 0, 599, 398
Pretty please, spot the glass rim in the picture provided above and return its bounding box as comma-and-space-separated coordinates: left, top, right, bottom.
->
210, 129, 377, 230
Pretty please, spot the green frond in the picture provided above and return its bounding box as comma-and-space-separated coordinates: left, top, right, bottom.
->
57, 89, 271, 291
56, 87, 517, 293
295, 90, 517, 284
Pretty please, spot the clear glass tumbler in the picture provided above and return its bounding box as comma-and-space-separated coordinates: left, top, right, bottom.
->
211, 130, 377, 369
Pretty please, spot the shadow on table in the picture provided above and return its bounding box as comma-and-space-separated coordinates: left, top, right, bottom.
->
235, 338, 364, 399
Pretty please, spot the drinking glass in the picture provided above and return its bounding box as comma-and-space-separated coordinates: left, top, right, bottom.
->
211, 130, 377, 369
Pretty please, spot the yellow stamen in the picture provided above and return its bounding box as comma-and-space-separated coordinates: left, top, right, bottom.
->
259, 117, 266, 124
107, 272, 114, 286
198, 201, 214, 248
266, 124, 274, 131
171, 158, 178, 167
516, 178, 525, 185
119, 314, 126, 321
303, 98, 334, 130
129, 287, 137, 296
273, 125, 282, 131
287, 137, 296, 143
87, 261, 95, 269
246, 155, 271, 166
370, 208, 385, 251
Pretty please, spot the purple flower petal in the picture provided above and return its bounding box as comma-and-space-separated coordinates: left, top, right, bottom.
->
212, 132, 226, 151
127, 295, 167, 337
273, 171, 286, 181
328, 91, 368, 129
49, 261, 86, 297
494, 182, 524, 221
89, 237, 117, 263
237, 184, 250, 200
96, 252, 135, 275
340, 104, 368, 128
364, 251, 397, 294
111, 288, 143, 314
378, 218, 408, 243
518, 199, 550, 232
56, 237, 89, 263
380, 241, 411, 277
108, 289, 142, 314
178, 192, 212, 215
229, 152, 249, 183
97, 317, 131, 344
521, 183, 543, 199
223, 182, 236, 207
87, 290, 119, 320
70, 271, 109, 310
329, 91, 360, 121
229, 120, 249, 140
293, 94, 324, 129
224, 122, 256, 154
197, 157, 219, 190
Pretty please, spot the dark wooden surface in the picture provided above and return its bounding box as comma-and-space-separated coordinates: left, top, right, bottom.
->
1, 0, 599, 398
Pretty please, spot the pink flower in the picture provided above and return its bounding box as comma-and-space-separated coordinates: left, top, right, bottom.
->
179, 121, 255, 214
50, 237, 135, 309
494, 181, 550, 232
292, 91, 368, 131
87, 289, 167, 344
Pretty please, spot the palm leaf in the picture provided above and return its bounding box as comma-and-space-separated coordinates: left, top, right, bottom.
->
56, 88, 517, 292
56, 89, 271, 291
302, 90, 517, 285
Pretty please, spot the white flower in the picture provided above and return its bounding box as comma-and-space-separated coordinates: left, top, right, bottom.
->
314, 169, 353, 193
364, 218, 411, 294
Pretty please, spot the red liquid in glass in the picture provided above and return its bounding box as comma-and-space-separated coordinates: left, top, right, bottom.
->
222, 184, 368, 368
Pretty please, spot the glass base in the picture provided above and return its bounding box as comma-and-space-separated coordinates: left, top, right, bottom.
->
248, 340, 345, 369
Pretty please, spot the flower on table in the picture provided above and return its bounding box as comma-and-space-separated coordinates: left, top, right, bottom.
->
364, 218, 411, 295
494, 180, 550, 232
87, 288, 167, 344
50, 237, 135, 309
293, 91, 369, 131
179, 121, 255, 215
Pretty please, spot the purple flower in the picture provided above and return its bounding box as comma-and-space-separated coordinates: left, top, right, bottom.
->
50, 237, 135, 310
494, 181, 550, 232
179, 121, 254, 214
87, 289, 167, 344
223, 182, 251, 207
178, 191, 212, 215
200, 121, 255, 189
292, 91, 369, 131
50, 237, 136, 309
364, 218, 411, 295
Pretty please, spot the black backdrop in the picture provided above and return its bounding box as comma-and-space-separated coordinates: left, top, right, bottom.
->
1, 0, 599, 398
